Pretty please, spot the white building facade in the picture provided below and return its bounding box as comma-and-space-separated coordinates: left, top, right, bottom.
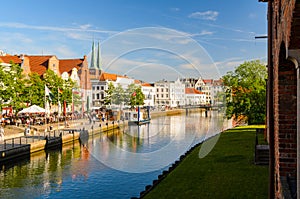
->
154, 78, 185, 108
185, 88, 206, 105
169, 78, 185, 107
141, 83, 155, 107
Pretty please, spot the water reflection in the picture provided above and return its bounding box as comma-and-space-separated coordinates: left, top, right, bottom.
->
0, 111, 231, 199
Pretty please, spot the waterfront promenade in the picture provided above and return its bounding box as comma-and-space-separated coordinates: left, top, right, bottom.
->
0, 109, 192, 162
0, 108, 200, 163
0, 118, 122, 163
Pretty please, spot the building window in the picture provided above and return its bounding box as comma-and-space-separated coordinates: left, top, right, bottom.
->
161, 88, 164, 92
161, 94, 164, 97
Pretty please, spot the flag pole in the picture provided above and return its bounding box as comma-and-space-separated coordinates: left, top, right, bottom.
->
57, 87, 59, 131
72, 89, 74, 125
45, 85, 47, 132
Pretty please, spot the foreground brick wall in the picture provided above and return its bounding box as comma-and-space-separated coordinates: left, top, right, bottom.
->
269, 0, 298, 197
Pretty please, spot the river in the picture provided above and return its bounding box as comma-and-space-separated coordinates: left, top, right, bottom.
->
0, 111, 231, 199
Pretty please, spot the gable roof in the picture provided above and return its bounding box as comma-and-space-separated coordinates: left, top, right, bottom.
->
0, 55, 22, 64
203, 79, 213, 84
185, 87, 204, 95
141, 82, 153, 87
25, 55, 53, 75
99, 72, 127, 81
134, 79, 141, 84
59, 59, 82, 74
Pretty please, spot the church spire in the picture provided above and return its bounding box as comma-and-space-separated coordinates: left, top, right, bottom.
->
90, 41, 96, 69
97, 41, 102, 71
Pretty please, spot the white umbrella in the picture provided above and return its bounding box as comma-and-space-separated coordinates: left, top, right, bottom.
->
18, 105, 46, 115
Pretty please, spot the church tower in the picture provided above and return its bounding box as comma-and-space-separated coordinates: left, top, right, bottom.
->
89, 41, 103, 79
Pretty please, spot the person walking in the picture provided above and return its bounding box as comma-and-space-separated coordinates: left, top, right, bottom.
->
0, 125, 5, 141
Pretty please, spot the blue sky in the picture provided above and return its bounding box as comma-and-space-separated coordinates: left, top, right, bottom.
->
0, 0, 267, 82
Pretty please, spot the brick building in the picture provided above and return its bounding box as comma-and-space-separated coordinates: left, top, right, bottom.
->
260, 0, 299, 198
0, 54, 92, 113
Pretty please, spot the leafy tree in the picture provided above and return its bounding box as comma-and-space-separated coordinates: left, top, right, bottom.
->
222, 60, 267, 124
126, 84, 145, 107
112, 84, 125, 105
134, 86, 145, 106
24, 73, 45, 107
42, 70, 77, 114
104, 82, 115, 105
43, 69, 64, 105
0, 62, 26, 111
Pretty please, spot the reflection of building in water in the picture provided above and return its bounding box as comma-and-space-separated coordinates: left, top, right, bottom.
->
169, 116, 185, 141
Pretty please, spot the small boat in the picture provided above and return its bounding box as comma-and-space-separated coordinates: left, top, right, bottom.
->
128, 118, 151, 125
125, 107, 151, 126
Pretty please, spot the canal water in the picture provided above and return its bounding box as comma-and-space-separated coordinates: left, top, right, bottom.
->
0, 111, 230, 199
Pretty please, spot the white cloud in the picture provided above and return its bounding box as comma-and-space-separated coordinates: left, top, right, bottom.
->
198, 30, 214, 36
0, 22, 116, 35
56, 45, 78, 58
188, 11, 219, 21
78, 24, 92, 30
248, 13, 257, 19
214, 56, 267, 76
170, 7, 180, 12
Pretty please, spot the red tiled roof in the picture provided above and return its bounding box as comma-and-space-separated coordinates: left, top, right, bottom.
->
203, 79, 213, 84
0, 56, 22, 64
99, 72, 127, 81
141, 82, 152, 87
134, 79, 141, 84
25, 55, 53, 75
59, 59, 82, 74
213, 79, 223, 86
185, 88, 204, 94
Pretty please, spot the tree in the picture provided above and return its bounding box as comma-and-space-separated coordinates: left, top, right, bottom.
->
112, 84, 125, 105
0, 62, 26, 111
24, 73, 45, 107
43, 69, 64, 105
104, 82, 115, 105
42, 70, 77, 114
222, 60, 267, 124
126, 84, 145, 107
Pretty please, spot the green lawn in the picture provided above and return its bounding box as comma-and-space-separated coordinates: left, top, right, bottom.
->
143, 127, 269, 199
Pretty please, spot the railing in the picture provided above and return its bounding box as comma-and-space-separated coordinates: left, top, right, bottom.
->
1, 129, 77, 150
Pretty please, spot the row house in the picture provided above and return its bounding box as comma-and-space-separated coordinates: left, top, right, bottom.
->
92, 72, 137, 108
185, 88, 206, 105
154, 78, 185, 108
194, 78, 224, 105
0, 54, 92, 113
169, 78, 185, 107
141, 83, 155, 107
154, 80, 170, 107
180, 77, 198, 88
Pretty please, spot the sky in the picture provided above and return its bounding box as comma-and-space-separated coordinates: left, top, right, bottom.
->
0, 0, 268, 82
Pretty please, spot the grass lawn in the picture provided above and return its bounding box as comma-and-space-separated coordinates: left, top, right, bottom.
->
143, 126, 269, 199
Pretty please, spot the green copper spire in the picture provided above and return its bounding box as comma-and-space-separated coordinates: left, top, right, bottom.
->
90, 41, 96, 69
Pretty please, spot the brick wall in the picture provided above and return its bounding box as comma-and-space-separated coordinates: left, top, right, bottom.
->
269, 0, 298, 198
